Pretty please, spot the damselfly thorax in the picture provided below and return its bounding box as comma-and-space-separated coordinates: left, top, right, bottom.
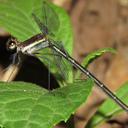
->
6, 33, 49, 55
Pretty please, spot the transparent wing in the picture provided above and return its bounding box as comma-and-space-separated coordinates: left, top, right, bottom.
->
51, 42, 73, 83
32, 0, 60, 36
36, 45, 73, 86
51, 49, 69, 82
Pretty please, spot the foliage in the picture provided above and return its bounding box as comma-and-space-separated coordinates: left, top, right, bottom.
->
0, 0, 127, 128
0, 80, 93, 128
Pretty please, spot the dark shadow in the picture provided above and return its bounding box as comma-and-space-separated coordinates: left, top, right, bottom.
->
14, 55, 59, 90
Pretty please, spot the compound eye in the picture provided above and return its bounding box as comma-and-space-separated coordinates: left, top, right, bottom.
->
6, 38, 17, 51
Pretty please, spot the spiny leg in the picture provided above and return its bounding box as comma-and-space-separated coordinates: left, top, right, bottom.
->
1, 53, 21, 82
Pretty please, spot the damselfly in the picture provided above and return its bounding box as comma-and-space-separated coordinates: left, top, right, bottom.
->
5, 1, 128, 112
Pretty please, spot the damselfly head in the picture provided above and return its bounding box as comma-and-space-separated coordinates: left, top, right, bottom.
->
6, 37, 18, 52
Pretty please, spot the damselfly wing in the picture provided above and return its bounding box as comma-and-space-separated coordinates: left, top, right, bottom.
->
32, 0, 60, 36
31, 1, 72, 84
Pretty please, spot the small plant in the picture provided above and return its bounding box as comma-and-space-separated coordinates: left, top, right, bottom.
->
0, 0, 127, 128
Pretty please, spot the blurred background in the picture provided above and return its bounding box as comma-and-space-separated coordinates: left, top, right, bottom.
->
0, 0, 128, 128
52, 1, 128, 127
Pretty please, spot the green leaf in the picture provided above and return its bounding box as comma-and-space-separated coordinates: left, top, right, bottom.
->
0, 79, 93, 128
89, 82, 128, 128
75, 48, 116, 79
81, 48, 116, 68
0, 0, 39, 40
